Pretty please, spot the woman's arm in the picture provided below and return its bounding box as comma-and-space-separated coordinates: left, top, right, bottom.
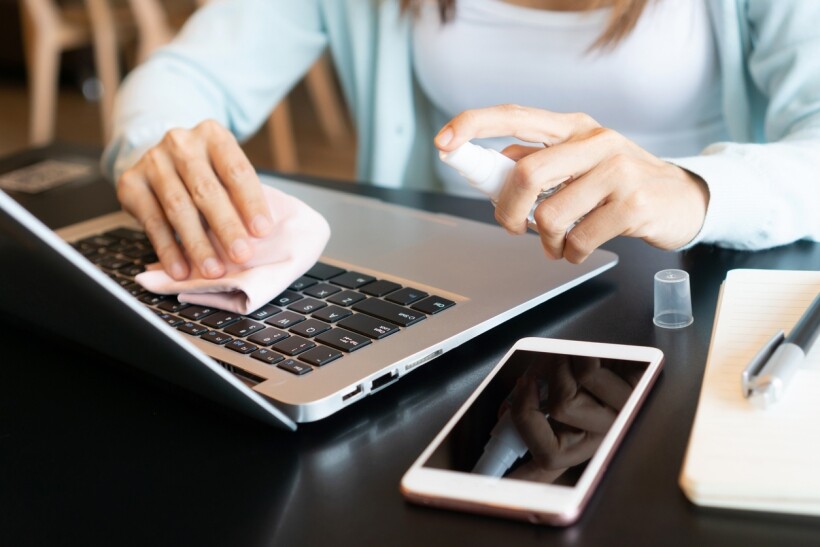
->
670, 1, 820, 250
103, 0, 328, 181
101, 0, 329, 280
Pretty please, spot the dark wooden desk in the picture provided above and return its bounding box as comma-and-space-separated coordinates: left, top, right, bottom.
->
2, 147, 819, 546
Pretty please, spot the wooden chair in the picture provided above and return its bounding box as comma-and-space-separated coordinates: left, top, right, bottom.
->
19, 0, 350, 171
18, 0, 138, 145
266, 53, 349, 172
126, 0, 350, 172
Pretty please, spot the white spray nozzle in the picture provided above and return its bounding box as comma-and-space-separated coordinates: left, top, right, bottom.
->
440, 142, 568, 228
472, 410, 529, 477
439, 142, 514, 201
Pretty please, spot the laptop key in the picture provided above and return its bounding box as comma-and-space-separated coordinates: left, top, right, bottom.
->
248, 327, 289, 346
288, 276, 318, 291
117, 263, 145, 277
122, 246, 157, 260
248, 304, 280, 321
226, 339, 258, 354
103, 227, 149, 243
272, 335, 315, 356
411, 295, 456, 315
123, 282, 145, 297
330, 271, 376, 289
338, 314, 399, 340
288, 297, 327, 315
79, 235, 117, 248
315, 328, 372, 353
327, 290, 366, 307
312, 305, 353, 323
98, 256, 133, 271
74, 244, 100, 257
158, 313, 184, 327
299, 346, 343, 367
264, 311, 306, 329
202, 331, 233, 345
270, 290, 303, 307
177, 322, 207, 336
88, 252, 111, 266
384, 287, 428, 306
179, 306, 216, 321
305, 263, 346, 280
360, 280, 401, 297
157, 300, 190, 313
137, 252, 159, 265
353, 298, 426, 327
290, 319, 331, 338
251, 348, 285, 365
113, 276, 132, 287
304, 283, 342, 299
201, 311, 241, 329
223, 319, 265, 337
139, 293, 170, 306
277, 359, 313, 376
106, 242, 130, 253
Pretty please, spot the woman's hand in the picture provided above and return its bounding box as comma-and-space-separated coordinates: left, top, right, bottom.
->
116, 120, 273, 280
435, 105, 709, 263
506, 355, 638, 484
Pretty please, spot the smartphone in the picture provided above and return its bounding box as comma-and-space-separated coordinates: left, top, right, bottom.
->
401, 337, 663, 525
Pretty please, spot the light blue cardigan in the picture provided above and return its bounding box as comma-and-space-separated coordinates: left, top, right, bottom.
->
104, 0, 820, 250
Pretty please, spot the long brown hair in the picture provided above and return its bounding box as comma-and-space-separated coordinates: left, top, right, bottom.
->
400, 0, 651, 49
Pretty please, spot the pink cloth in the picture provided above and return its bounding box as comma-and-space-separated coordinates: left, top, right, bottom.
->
135, 185, 330, 315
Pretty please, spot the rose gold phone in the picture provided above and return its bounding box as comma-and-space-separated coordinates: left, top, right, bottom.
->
401, 337, 663, 525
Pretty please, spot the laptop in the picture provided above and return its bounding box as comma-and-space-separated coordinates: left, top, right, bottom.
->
0, 157, 617, 430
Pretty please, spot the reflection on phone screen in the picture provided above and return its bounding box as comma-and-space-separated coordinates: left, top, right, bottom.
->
422, 350, 649, 486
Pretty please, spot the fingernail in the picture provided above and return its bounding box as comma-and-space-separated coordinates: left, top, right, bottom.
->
251, 214, 272, 236
435, 126, 453, 147
170, 261, 187, 280
231, 238, 251, 261
202, 257, 223, 277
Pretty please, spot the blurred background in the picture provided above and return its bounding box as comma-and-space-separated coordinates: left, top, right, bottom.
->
0, 0, 356, 181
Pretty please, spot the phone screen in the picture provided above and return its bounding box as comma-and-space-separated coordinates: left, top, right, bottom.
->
421, 350, 649, 487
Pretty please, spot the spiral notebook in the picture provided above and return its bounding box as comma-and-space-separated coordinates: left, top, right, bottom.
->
680, 269, 820, 515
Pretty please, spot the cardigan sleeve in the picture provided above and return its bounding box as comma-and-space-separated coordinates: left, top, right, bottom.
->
101, 0, 327, 182
671, 1, 820, 250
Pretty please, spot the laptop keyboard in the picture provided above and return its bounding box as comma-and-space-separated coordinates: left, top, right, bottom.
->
72, 227, 456, 377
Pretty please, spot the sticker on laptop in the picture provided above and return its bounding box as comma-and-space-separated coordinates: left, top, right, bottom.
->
0, 159, 97, 194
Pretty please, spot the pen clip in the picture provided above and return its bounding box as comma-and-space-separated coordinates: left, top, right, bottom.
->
741, 330, 785, 398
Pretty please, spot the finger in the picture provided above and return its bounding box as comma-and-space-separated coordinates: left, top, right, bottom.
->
501, 144, 544, 161
170, 139, 253, 265
571, 356, 633, 410
531, 179, 609, 260
202, 121, 273, 238
549, 424, 605, 467
493, 130, 621, 236
562, 201, 631, 264
435, 104, 601, 151
510, 374, 559, 461
547, 361, 618, 434
144, 149, 225, 278
117, 169, 189, 280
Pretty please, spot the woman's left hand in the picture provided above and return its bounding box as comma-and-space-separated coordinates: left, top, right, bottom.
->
435, 105, 710, 263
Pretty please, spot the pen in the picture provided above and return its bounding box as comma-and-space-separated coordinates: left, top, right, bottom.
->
742, 293, 820, 408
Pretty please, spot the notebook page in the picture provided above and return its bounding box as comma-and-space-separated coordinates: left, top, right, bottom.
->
681, 269, 820, 510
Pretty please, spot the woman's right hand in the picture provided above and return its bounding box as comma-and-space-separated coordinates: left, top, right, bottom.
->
116, 120, 273, 280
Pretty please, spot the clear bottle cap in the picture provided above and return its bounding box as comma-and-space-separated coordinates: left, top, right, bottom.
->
653, 269, 693, 329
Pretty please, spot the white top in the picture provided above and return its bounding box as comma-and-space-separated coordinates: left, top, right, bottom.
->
412, 0, 729, 196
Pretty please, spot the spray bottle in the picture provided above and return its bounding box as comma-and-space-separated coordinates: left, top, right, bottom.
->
439, 142, 566, 228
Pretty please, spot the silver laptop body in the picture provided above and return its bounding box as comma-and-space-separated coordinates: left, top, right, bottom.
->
0, 174, 617, 427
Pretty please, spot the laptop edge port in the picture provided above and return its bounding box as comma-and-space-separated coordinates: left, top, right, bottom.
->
342, 384, 364, 402
370, 370, 399, 392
